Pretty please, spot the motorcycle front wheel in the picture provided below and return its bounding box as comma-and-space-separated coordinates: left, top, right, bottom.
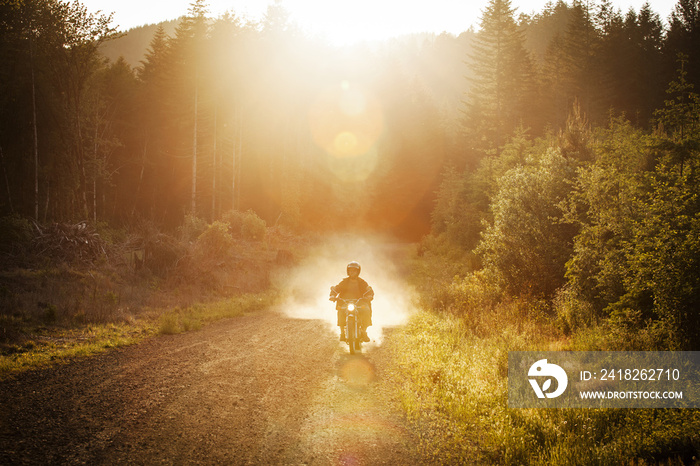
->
347, 316, 356, 355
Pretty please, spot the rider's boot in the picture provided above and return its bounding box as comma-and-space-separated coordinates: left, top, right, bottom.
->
361, 329, 370, 342
339, 326, 347, 342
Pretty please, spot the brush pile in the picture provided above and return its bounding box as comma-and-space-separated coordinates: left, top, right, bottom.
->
31, 221, 109, 264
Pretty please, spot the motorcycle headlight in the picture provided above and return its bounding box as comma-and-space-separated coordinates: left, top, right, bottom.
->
347, 303, 355, 311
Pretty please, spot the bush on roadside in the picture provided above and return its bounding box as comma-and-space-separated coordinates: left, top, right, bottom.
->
145, 233, 187, 275
221, 209, 266, 241
193, 221, 235, 261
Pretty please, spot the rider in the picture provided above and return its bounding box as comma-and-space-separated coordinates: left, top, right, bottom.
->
329, 261, 374, 342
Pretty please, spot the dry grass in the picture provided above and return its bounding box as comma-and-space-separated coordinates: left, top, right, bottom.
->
0, 290, 278, 380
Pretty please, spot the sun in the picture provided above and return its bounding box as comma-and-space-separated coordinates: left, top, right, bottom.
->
283, 0, 392, 46
281, 0, 473, 46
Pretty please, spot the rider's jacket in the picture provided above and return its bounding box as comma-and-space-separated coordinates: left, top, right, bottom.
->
330, 277, 374, 310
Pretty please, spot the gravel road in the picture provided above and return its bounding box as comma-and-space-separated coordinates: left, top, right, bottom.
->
0, 308, 418, 465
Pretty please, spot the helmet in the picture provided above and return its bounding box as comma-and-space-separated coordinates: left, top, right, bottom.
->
347, 261, 361, 275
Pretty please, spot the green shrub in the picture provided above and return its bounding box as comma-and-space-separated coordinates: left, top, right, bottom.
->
145, 233, 186, 275
241, 211, 266, 241
194, 221, 235, 260
221, 209, 266, 241
477, 149, 578, 298
221, 210, 244, 235
447, 270, 502, 315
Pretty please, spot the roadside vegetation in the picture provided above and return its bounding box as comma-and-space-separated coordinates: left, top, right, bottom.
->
385, 305, 700, 464
0, 210, 300, 379
382, 63, 700, 464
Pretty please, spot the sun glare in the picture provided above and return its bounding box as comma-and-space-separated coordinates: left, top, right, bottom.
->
283, 0, 474, 46
285, 0, 383, 45
83, 0, 677, 40
278, 0, 677, 45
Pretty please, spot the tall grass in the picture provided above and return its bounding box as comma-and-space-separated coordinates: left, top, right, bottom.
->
385, 307, 700, 464
385, 263, 700, 464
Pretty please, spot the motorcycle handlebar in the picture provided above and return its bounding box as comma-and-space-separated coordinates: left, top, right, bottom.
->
330, 285, 373, 300
331, 298, 369, 304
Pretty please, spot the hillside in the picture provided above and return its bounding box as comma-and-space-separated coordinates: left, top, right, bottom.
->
99, 19, 179, 67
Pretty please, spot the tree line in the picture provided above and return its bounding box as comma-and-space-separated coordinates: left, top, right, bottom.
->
430, 0, 700, 350
0, 0, 698, 244
1, 0, 447, 237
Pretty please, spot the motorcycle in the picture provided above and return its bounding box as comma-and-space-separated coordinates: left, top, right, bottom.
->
331, 289, 372, 355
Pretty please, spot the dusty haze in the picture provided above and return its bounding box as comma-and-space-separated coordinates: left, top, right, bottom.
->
273, 235, 417, 345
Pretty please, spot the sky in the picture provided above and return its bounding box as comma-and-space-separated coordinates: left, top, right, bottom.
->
80, 0, 679, 45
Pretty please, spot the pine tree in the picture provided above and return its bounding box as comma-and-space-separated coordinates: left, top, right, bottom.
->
562, 0, 599, 121
0, 0, 118, 220
464, 0, 535, 156
595, 3, 665, 127
634, 4, 665, 123
170, 0, 210, 219
666, 0, 700, 91
654, 54, 700, 178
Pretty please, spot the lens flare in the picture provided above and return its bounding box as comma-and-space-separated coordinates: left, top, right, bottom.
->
340, 357, 375, 387
309, 81, 384, 181
327, 146, 378, 184
333, 131, 360, 157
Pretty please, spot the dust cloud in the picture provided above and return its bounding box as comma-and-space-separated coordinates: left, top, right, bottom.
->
272, 235, 418, 345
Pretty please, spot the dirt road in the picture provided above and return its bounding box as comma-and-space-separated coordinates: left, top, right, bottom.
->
0, 309, 419, 465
